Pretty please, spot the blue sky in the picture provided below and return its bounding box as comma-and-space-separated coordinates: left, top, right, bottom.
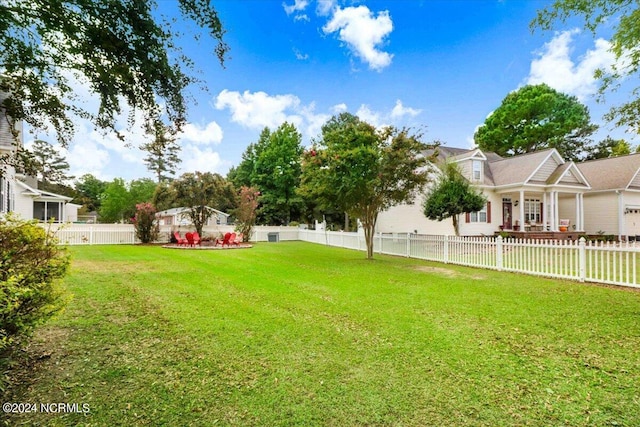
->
33, 0, 634, 182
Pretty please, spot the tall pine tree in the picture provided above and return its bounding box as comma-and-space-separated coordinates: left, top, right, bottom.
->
141, 122, 181, 183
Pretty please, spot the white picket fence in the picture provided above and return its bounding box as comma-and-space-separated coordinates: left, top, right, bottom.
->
298, 230, 640, 289
41, 224, 640, 288
43, 224, 300, 246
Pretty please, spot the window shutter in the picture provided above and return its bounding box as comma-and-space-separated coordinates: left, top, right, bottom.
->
487, 202, 491, 223
465, 212, 470, 223
540, 202, 544, 222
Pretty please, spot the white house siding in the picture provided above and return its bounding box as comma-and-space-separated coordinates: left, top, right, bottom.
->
458, 192, 501, 236
558, 195, 577, 231
378, 189, 504, 237
458, 160, 472, 181
377, 194, 455, 235
13, 189, 33, 220
583, 192, 619, 235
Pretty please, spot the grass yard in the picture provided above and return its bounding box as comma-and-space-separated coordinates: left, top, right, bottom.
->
4, 242, 640, 426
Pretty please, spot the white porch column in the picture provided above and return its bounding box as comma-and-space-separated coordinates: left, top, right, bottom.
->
618, 191, 625, 240
575, 193, 580, 231
543, 192, 548, 229
549, 191, 555, 231
554, 191, 560, 232
519, 190, 525, 228
580, 193, 585, 232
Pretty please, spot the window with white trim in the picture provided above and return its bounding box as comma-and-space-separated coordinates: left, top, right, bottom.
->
469, 204, 488, 223
524, 198, 541, 223
472, 160, 482, 181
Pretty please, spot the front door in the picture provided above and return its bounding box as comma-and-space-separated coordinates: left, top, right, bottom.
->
503, 202, 512, 229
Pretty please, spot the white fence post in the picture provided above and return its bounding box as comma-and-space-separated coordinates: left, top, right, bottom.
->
406, 234, 411, 257
496, 235, 503, 271
579, 237, 586, 282
90, 226, 94, 245
443, 235, 449, 264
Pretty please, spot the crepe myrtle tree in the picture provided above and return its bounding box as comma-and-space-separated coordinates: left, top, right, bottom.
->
299, 112, 436, 259
234, 186, 260, 242
423, 162, 487, 236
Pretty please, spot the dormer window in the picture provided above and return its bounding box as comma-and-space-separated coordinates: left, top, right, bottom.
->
472, 160, 482, 181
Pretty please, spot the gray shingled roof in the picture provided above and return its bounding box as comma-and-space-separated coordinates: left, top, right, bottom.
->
577, 153, 640, 191
487, 148, 558, 186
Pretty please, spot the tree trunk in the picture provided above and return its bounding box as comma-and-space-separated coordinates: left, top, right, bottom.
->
452, 215, 460, 236
362, 209, 378, 259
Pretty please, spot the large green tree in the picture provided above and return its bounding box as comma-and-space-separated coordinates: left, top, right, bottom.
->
474, 84, 597, 161
423, 162, 487, 236
98, 177, 156, 223
28, 139, 73, 185
0, 0, 228, 168
532, 1, 640, 132
299, 113, 434, 259
98, 178, 130, 223
583, 137, 633, 160
253, 123, 304, 225
74, 174, 107, 213
229, 124, 304, 225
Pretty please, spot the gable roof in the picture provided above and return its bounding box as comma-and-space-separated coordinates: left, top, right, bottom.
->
577, 153, 640, 191
488, 149, 560, 187
15, 180, 73, 202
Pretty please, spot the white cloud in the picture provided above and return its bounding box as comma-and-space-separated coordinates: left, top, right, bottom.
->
331, 103, 348, 114
354, 100, 421, 129
323, 5, 394, 71
293, 48, 309, 60
215, 89, 303, 130
283, 0, 309, 16
526, 29, 616, 100
356, 104, 384, 128
66, 139, 111, 180
390, 100, 422, 119
179, 121, 223, 145
316, 0, 335, 16
300, 102, 330, 139
178, 145, 229, 175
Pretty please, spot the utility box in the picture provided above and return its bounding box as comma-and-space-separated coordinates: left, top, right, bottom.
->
267, 232, 280, 243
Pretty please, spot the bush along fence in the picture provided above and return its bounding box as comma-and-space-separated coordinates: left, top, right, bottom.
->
39, 224, 640, 289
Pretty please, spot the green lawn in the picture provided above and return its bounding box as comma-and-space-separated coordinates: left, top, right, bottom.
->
4, 242, 640, 426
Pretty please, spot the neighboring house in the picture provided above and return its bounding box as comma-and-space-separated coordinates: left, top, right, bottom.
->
0, 107, 78, 223
378, 147, 592, 237
576, 154, 640, 237
157, 206, 230, 227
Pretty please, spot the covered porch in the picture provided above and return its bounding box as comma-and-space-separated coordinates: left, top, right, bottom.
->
497, 188, 586, 233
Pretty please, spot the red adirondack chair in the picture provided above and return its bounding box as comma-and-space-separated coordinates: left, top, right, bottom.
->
215, 232, 232, 247
230, 232, 243, 246
192, 231, 202, 246
185, 232, 195, 246
173, 231, 188, 246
